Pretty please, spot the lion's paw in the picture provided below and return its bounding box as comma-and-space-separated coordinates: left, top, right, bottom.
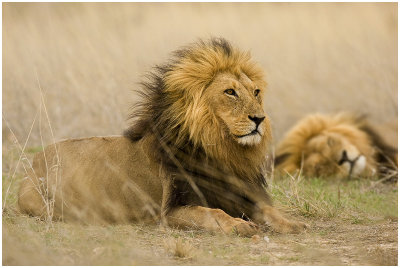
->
270, 219, 308, 234
228, 218, 258, 237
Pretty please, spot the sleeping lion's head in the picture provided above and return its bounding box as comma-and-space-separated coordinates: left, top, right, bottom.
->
275, 113, 397, 179
125, 38, 271, 179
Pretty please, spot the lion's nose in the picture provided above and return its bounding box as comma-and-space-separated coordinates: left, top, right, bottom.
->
338, 150, 349, 165
248, 115, 265, 127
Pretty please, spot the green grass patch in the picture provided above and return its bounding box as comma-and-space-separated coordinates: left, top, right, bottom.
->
3, 174, 23, 210
25, 146, 44, 154
270, 175, 397, 222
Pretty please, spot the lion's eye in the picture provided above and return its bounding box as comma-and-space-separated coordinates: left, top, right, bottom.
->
254, 89, 261, 97
327, 137, 335, 147
224, 89, 237, 96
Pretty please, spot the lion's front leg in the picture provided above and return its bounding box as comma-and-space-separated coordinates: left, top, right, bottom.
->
165, 206, 258, 237
254, 204, 307, 234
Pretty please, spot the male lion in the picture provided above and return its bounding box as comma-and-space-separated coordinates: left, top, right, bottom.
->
275, 113, 397, 179
18, 38, 305, 236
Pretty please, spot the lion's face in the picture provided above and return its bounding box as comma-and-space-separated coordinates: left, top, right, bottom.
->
302, 132, 376, 178
205, 72, 270, 146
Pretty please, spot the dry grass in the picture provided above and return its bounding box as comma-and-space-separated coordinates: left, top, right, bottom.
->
163, 237, 195, 259
2, 3, 398, 266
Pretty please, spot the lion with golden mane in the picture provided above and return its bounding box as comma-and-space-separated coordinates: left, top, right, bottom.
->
18, 38, 305, 236
275, 113, 397, 179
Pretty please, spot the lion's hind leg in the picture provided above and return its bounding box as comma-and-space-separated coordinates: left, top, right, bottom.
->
165, 206, 258, 237
18, 172, 48, 219
18, 145, 65, 221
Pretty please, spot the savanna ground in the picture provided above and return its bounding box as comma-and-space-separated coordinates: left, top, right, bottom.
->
3, 2, 398, 266
3, 146, 398, 265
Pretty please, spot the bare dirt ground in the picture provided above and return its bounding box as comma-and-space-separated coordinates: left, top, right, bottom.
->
3, 210, 397, 265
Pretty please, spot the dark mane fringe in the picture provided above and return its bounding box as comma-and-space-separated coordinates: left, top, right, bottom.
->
343, 114, 397, 180
359, 123, 398, 180
123, 65, 170, 142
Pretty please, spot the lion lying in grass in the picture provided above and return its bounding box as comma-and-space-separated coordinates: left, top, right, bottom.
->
275, 113, 397, 180
18, 38, 306, 236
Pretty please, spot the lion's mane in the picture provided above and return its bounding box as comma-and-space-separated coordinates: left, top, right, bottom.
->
124, 38, 270, 181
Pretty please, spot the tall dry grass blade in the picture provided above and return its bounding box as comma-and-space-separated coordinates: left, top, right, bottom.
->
2, 112, 38, 211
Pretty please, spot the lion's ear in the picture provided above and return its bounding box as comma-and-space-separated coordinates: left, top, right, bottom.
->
274, 153, 290, 166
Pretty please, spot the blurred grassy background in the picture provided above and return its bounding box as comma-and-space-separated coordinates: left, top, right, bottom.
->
3, 2, 397, 146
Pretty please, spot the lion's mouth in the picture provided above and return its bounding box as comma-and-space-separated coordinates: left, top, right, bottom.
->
235, 129, 260, 138
235, 128, 262, 146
